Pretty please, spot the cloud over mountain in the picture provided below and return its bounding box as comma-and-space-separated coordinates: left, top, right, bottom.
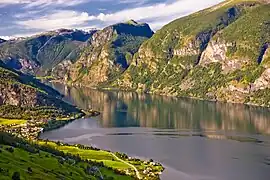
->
0, 0, 224, 37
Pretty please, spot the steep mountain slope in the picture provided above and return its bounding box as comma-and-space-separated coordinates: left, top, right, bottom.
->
0, 62, 81, 120
0, 29, 95, 75
54, 20, 153, 86
110, 0, 270, 107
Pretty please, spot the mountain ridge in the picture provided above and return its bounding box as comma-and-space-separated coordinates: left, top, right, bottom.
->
51, 20, 154, 86
1, 0, 270, 107
107, 0, 270, 107
0, 29, 96, 75
0, 38, 6, 44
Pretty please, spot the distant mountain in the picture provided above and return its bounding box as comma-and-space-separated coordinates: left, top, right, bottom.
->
0, 29, 96, 75
1, 0, 270, 107
0, 38, 6, 44
53, 20, 153, 86
109, 0, 270, 107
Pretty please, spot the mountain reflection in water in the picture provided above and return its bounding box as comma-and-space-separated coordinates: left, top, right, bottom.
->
42, 83, 270, 180
51, 83, 270, 135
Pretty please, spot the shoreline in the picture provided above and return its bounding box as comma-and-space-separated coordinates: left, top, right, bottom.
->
1, 109, 164, 179
49, 81, 270, 109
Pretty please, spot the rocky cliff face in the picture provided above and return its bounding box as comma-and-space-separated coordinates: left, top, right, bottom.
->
1, 0, 269, 108
199, 39, 251, 73
53, 20, 153, 86
261, 45, 270, 67
0, 63, 78, 114
109, 0, 270, 107
0, 83, 40, 107
0, 29, 95, 75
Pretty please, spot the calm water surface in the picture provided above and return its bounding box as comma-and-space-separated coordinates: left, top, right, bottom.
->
41, 83, 270, 180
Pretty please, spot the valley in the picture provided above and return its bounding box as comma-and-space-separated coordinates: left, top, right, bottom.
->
0, 0, 270, 179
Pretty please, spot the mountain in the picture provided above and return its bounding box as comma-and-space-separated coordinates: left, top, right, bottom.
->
1, 0, 269, 107
53, 20, 153, 86
109, 0, 270, 107
0, 29, 96, 75
0, 38, 6, 44
0, 62, 81, 120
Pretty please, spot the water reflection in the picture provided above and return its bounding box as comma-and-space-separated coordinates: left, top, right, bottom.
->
51, 83, 270, 135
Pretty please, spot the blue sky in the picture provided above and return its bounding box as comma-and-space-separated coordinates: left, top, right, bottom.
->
0, 0, 224, 39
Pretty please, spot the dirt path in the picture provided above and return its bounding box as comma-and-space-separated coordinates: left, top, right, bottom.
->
110, 152, 142, 179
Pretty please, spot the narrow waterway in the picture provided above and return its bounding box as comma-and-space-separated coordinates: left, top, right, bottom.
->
41, 83, 270, 180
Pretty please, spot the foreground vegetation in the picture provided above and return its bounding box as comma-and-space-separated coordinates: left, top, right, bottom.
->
0, 119, 27, 126
0, 132, 132, 180
38, 141, 164, 179
0, 59, 164, 179
0, 105, 83, 121
0, 111, 164, 179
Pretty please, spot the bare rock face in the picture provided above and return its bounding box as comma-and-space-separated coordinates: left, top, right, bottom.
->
200, 39, 250, 73
261, 0, 270, 3
252, 68, 270, 91
0, 63, 76, 110
174, 48, 199, 57
18, 58, 39, 74
0, 83, 39, 106
200, 40, 229, 63
67, 27, 116, 86
173, 42, 200, 57
262, 47, 270, 68
1, 57, 39, 75
62, 21, 153, 87
52, 60, 72, 81
91, 27, 115, 48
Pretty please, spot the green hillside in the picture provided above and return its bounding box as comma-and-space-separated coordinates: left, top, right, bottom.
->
0, 132, 132, 180
109, 0, 270, 107
58, 20, 153, 86
0, 29, 94, 75
0, 62, 82, 120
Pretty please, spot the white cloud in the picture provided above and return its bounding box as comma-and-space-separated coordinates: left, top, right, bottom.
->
17, 10, 96, 30
0, 36, 14, 40
14, 10, 43, 18
24, 0, 88, 8
0, 0, 88, 7
15, 0, 224, 33
0, 32, 40, 40
92, 0, 224, 29
0, 0, 30, 5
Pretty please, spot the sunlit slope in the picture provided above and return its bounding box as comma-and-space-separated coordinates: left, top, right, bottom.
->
111, 0, 270, 106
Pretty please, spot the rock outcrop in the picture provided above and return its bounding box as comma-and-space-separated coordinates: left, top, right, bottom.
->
200, 39, 250, 73
54, 20, 153, 86
109, 0, 270, 107
0, 63, 78, 113
1, 0, 270, 108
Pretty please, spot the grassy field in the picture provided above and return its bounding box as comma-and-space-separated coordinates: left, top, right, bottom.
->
0, 145, 94, 180
38, 141, 130, 170
0, 145, 132, 180
0, 132, 133, 180
0, 118, 27, 125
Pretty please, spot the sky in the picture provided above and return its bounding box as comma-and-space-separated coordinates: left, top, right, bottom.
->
0, 0, 224, 39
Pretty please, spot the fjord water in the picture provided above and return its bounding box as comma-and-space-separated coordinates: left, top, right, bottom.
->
41, 83, 270, 180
